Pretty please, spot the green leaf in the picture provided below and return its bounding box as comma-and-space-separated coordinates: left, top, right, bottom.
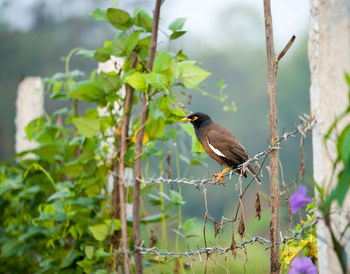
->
90, 8, 107, 21
113, 219, 121, 231
134, 8, 153, 31
96, 71, 122, 93
85, 108, 99, 119
170, 31, 186, 40
95, 270, 108, 274
85, 246, 94, 260
125, 72, 148, 92
168, 17, 186, 32
159, 191, 171, 201
95, 250, 111, 258
153, 51, 170, 73
336, 167, 350, 206
148, 193, 161, 205
25, 117, 45, 140
180, 123, 204, 152
89, 224, 109, 241
170, 190, 186, 205
70, 82, 105, 104
178, 62, 211, 88
77, 259, 93, 273
94, 45, 112, 62
73, 117, 100, 138
60, 162, 84, 177
146, 117, 165, 139
62, 249, 82, 268
32, 144, 59, 161
107, 8, 132, 30
337, 124, 350, 164
158, 96, 185, 122
35, 126, 59, 144
172, 229, 185, 238
48, 189, 71, 201
125, 31, 141, 55
76, 49, 95, 58
143, 72, 168, 90
182, 218, 196, 232
141, 213, 170, 223
345, 72, 350, 87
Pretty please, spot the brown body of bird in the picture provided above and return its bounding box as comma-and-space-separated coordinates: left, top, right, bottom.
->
181, 112, 259, 184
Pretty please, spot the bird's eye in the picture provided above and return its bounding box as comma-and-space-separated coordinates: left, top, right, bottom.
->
192, 116, 198, 121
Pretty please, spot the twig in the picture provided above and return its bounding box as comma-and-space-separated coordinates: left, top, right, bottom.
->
277, 35, 296, 63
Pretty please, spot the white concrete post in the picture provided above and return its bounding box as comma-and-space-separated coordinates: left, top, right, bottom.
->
15, 77, 44, 154
309, 0, 350, 273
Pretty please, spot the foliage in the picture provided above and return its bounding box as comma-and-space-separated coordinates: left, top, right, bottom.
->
321, 74, 350, 212
313, 72, 350, 273
280, 202, 317, 273
0, 3, 216, 272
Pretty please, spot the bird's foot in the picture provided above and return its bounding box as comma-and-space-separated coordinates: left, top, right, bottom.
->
212, 173, 225, 184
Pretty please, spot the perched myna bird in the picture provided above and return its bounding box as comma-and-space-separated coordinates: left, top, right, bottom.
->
181, 112, 259, 184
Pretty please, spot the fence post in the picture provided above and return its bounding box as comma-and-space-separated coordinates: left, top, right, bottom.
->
15, 77, 44, 154
309, 0, 350, 273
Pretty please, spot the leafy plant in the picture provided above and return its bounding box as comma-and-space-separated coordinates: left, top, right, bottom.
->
0, 2, 227, 272
280, 202, 317, 273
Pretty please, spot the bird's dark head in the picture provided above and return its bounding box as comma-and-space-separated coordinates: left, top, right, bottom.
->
181, 112, 213, 129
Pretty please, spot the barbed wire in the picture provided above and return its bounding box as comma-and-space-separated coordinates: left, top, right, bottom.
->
128, 216, 320, 258
112, 114, 317, 260
137, 114, 315, 189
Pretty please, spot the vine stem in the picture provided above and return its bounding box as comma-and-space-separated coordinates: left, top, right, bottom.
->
159, 141, 168, 249
133, 0, 163, 273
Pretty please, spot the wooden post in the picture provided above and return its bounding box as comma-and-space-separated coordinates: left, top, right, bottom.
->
309, 0, 350, 273
263, 1, 280, 272
15, 77, 44, 154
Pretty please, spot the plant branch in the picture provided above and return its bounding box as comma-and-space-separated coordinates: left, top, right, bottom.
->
117, 77, 136, 274
263, 0, 281, 272
133, 1, 163, 273
277, 35, 296, 63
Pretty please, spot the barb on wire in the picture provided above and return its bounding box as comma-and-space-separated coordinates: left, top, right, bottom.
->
137, 114, 315, 189
129, 216, 320, 258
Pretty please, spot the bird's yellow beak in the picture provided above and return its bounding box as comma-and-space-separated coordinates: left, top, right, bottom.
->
181, 117, 191, 122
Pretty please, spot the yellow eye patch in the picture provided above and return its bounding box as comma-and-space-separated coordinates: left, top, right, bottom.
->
192, 116, 198, 121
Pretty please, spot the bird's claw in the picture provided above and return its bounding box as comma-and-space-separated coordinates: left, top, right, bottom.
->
212, 173, 225, 184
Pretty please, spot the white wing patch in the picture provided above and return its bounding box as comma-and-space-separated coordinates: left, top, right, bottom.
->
206, 137, 228, 158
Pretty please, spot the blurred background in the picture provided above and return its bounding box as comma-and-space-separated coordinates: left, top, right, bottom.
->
0, 0, 311, 270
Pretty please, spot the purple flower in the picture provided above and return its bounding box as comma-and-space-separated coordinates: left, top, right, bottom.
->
289, 257, 317, 274
289, 186, 312, 213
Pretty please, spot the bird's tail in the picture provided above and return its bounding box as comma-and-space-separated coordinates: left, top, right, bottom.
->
247, 164, 261, 184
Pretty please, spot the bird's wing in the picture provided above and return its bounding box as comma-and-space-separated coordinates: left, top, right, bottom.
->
205, 125, 249, 165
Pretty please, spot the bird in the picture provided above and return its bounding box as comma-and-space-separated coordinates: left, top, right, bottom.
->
181, 112, 259, 184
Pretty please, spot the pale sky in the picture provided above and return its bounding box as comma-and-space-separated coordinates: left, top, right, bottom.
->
162, 0, 309, 49
0, 0, 309, 49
